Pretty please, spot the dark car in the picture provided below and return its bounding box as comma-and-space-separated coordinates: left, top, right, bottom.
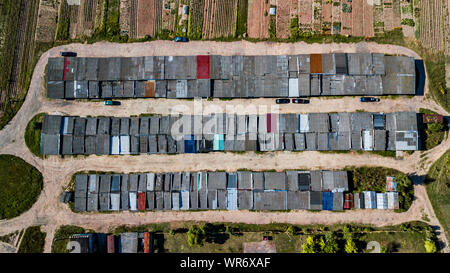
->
174, 37, 189, 42
292, 98, 310, 104
360, 97, 380, 102
263, 236, 273, 241
276, 99, 290, 104
104, 100, 121, 106
60, 51, 77, 57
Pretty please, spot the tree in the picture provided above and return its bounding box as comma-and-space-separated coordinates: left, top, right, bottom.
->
344, 239, 358, 253
428, 122, 444, 132
286, 225, 295, 237
424, 240, 437, 253
301, 236, 317, 253
323, 232, 339, 253
342, 225, 353, 241
187, 225, 206, 247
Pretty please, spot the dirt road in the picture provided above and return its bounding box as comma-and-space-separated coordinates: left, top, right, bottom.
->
0, 40, 448, 253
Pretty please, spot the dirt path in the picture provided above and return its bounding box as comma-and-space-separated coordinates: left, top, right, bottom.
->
0, 40, 448, 253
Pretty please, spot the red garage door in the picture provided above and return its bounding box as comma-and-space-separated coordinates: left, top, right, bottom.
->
197, 55, 210, 79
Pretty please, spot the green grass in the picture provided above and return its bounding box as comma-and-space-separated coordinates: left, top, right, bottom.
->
0, 0, 40, 130
17, 226, 46, 253
235, 0, 248, 37
269, 15, 276, 39
425, 150, 450, 242
425, 57, 450, 113
24, 113, 45, 158
51, 225, 86, 253
72, 221, 432, 253
419, 108, 439, 115
0, 154, 43, 219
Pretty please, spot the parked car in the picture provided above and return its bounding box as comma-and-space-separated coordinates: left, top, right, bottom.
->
60, 51, 77, 57
174, 37, 189, 42
291, 98, 310, 104
360, 97, 380, 102
263, 236, 273, 241
276, 98, 290, 104
104, 100, 121, 106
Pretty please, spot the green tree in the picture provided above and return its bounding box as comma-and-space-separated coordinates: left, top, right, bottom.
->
323, 232, 339, 253
344, 239, 358, 253
342, 225, 353, 241
289, 17, 300, 39
428, 122, 444, 132
286, 225, 295, 236
187, 225, 206, 247
301, 236, 317, 253
424, 240, 437, 253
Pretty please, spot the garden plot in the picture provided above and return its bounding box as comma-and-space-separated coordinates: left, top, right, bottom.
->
321, 0, 332, 35
331, 0, 341, 35
276, 0, 291, 38
352, 0, 364, 36
363, 0, 374, 37
247, 0, 270, 38
312, 0, 322, 33
373, 0, 384, 35
341, 1, 353, 36
137, 0, 156, 38
419, 0, 450, 53
35, 0, 59, 43
298, 0, 313, 32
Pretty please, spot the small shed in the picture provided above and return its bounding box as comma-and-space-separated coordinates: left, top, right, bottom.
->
107, 235, 115, 253
376, 193, 388, 210
344, 193, 354, 209
138, 192, 146, 211
129, 192, 138, 211
422, 114, 444, 124
386, 176, 398, 192
387, 192, 399, 210
322, 192, 333, 211
269, 7, 276, 15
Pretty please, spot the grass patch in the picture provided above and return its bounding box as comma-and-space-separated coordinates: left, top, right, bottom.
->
425, 150, 450, 242
0, 155, 43, 219
72, 221, 432, 253
51, 225, 86, 253
17, 226, 46, 253
424, 56, 450, 113
24, 113, 45, 157
235, 0, 248, 37
345, 166, 414, 211
422, 123, 446, 150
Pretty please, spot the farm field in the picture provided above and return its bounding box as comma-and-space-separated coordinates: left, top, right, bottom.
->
418, 0, 450, 54
0, 0, 40, 130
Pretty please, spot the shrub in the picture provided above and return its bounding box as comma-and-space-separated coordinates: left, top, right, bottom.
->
290, 17, 300, 39
424, 240, 437, 253
322, 232, 339, 253
187, 225, 206, 247
18, 226, 46, 253
25, 113, 45, 157
344, 239, 358, 253
301, 236, 318, 253
401, 18, 415, 27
